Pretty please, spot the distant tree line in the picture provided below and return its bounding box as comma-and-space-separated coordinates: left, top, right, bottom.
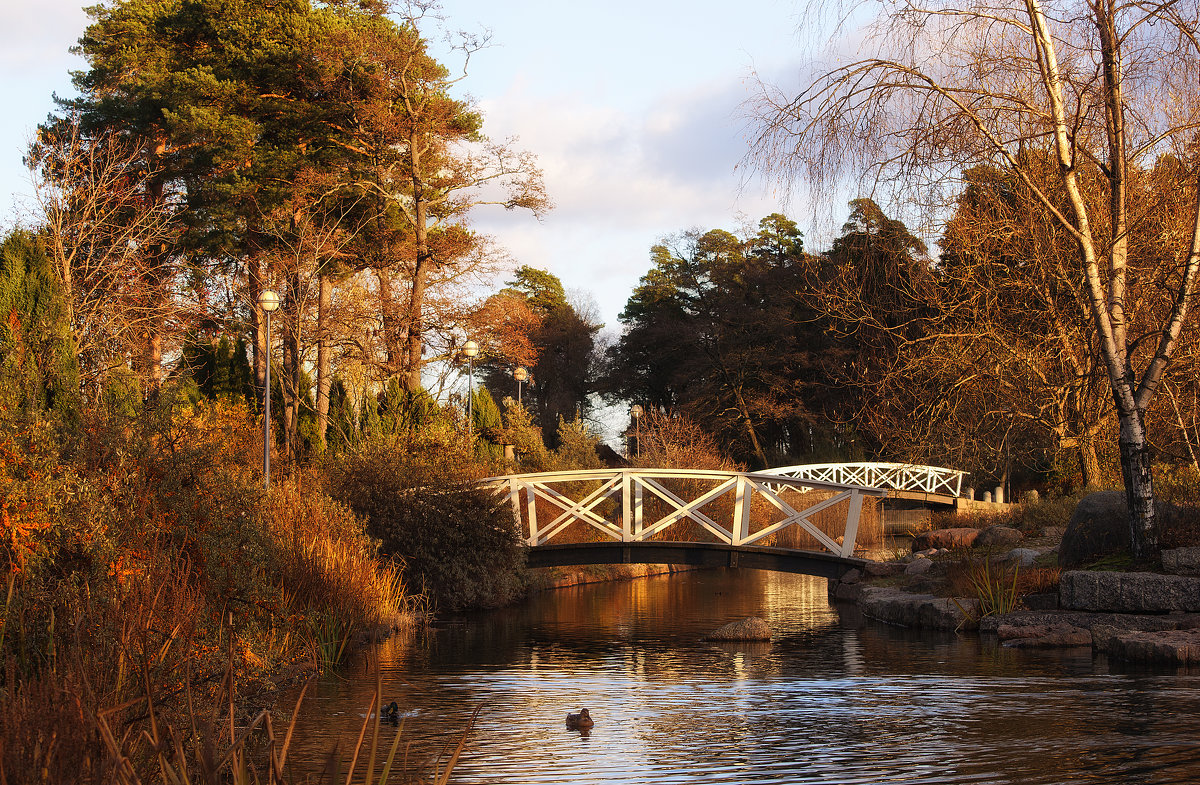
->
603, 190, 1200, 500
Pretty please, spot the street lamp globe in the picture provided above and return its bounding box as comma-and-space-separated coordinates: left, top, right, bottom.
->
258, 289, 281, 313
513, 366, 528, 405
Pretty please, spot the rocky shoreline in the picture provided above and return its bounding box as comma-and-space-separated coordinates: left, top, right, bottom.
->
830, 539, 1200, 667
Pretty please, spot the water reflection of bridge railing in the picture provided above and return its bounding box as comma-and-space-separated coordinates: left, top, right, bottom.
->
758, 462, 967, 499
480, 468, 888, 560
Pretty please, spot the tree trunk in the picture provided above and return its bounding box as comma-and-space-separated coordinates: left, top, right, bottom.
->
1077, 428, 1102, 489
282, 275, 302, 462
403, 257, 429, 394
1117, 407, 1158, 560
316, 272, 332, 451
404, 129, 431, 395
252, 259, 267, 405
376, 267, 403, 378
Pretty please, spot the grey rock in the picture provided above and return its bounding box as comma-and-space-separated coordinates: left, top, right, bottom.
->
1093, 624, 1200, 664
831, 581, 861, 602
905, 557, 934, 576
864, 561, 904, 578
840, 568, 863, 584
1161, 547, 1200, 576
976, 525, 1023, 548
1059, 570, 1200, 613
997, 622, 1091, 648
1006, 548, 1042, 568
858, 586, 979, 630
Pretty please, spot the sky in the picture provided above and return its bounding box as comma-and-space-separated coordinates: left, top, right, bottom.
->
0, 0, 843, 334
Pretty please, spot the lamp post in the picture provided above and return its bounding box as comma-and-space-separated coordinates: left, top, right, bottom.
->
631, 404, 643, 459
513, 366, 528, 405
258, 289, 281, 489
463, 339, 479, 432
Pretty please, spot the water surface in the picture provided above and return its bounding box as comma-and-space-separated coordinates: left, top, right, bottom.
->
284, 569, 1200, 783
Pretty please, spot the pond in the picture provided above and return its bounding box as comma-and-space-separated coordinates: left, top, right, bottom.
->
283, 568, 1200, 784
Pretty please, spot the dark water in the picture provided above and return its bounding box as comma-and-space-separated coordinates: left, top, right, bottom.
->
283, 569, 1200, 783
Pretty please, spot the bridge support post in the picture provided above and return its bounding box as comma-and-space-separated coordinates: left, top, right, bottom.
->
841, 490, 864, 558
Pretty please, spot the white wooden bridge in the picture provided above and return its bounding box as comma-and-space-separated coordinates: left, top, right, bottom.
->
759, 462, 967, 505
480, 462, 964, 577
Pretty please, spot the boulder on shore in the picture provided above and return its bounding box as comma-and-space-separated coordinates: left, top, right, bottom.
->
1059, 491, 1182, 568
1059, 491, 1130, 568
913, 528, 980, 551
704, 617, 772, 641
975, 525, 1023, 548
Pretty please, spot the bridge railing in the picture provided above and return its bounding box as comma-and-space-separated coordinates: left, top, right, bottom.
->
480, 468, 887, 559
758, 462, 967, 498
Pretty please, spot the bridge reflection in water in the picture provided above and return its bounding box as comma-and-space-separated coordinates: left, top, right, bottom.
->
481, 467, 896, 579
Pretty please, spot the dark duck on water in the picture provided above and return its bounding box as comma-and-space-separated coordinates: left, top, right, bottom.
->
565, 708, 594, 729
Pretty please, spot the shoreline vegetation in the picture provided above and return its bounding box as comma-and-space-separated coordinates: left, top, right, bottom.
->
0, 373, 747, 782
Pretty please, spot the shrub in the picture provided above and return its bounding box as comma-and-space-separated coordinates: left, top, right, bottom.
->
262, 479, 418, 636
323, 433, 526, 612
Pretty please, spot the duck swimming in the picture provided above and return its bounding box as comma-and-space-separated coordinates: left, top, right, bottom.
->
565, 708, 594, 729
381, 701, 399, 722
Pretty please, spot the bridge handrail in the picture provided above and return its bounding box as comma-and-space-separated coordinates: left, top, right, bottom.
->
758, 462, 966, 497
481, 467, 888, 496
480, 467, 887, 559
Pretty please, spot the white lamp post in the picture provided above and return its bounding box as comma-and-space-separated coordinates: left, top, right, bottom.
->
463, 339, 479, 432
514, 366, 528, 405
631, 404, 643, 459
258, 289, 281, 489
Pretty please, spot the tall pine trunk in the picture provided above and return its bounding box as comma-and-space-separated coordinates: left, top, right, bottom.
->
316, 272, 332, 450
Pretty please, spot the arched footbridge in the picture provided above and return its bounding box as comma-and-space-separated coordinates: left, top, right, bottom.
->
480, 462, 964, 579
758, 462, 967, 505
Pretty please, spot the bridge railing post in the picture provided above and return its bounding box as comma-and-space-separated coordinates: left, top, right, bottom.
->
526, 483, 539, 544
633, 476, 643, 538
621, 471, 632, 542
732, 475, 751, 546
507, 478, 523, 534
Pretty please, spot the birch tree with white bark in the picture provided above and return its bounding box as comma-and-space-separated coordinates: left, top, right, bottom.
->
747, 0, 1200, 557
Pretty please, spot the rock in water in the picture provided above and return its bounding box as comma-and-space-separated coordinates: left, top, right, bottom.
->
705, 617, 772, 641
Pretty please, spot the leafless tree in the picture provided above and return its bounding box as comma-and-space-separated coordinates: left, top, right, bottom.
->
29, 120, 187, 396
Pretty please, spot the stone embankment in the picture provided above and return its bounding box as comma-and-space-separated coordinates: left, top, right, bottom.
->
832, 542, 1200, 666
